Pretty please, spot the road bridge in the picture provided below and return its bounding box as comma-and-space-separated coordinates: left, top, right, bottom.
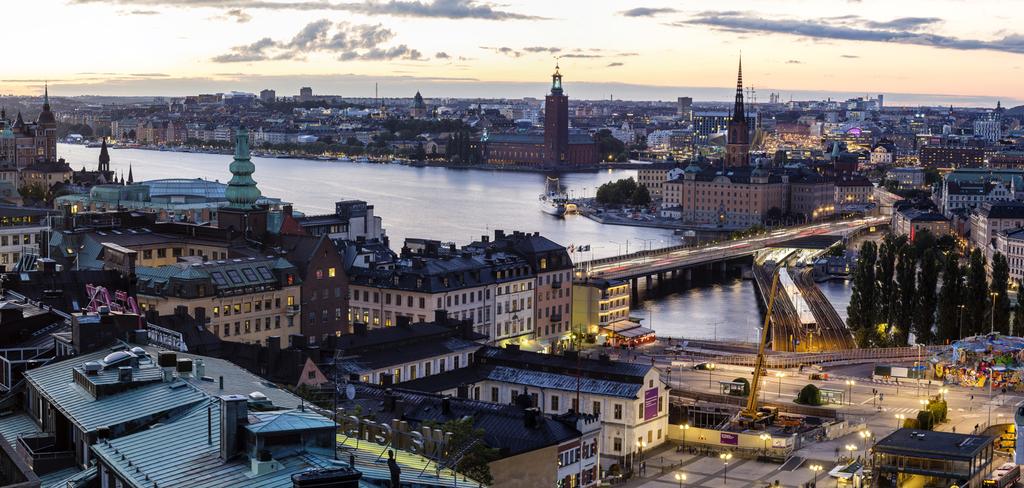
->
576, 217, 886, 294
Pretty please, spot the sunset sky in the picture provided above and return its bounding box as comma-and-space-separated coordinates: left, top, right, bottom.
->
5, 0, 1024, 105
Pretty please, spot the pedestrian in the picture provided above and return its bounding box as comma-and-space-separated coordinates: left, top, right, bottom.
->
387, 449, 401, 488
952, 426, 956, 433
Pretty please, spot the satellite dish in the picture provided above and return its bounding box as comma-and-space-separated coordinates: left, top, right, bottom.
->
345, 384, 356, 401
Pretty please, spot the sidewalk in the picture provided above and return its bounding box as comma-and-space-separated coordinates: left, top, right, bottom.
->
620, 443, 832, 488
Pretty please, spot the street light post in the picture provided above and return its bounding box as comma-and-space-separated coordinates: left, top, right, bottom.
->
720, 453, 733, 485
991, 292, 999, 334
775, 372, 785, 398
846, 379, 856, 405
958, 305, 966, 340
845, 444, 857, 462
895, 413, 906, 429
760, 433, 770, 457
674, 473, 687, 488
809, 464, 823, 488
707, 363, 715, 389
680, 423, 689, 450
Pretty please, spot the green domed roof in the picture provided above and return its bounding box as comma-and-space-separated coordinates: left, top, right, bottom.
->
225, 126, 261, 209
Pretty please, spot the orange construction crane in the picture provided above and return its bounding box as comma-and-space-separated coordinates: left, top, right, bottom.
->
741, 267, 780, 423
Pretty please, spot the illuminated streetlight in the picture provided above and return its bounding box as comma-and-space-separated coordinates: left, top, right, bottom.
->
775, 372, 785, 398
674, 473, 687, 488
845, 379, 856, 404
707, 363, 716, 388
760, 433, 770, 455
860, 430, 872, 453
680, 423, 690, 449
895, 413, 906, 429
939, 387, 949, 402
720, 453, 733, 485
809, 464, 823, 486
991, 292, 999, 334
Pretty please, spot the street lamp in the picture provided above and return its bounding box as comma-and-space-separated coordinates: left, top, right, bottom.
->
860, 430, 872, 453
845, 444, 857, 461
991, 292, 999, 334
707, 363, 716, 388
775, 372, 785, 398
939, 387, 949, 402
845, 379, 856, 405
674, 472, 687, 488
895, 413, 906, 428
809, 464, 823, 487
760, 433, 770, 456
680, 423, 690, 450
635, 439, 647, 474
958, 305, 966, 339
720, 453, 733, 485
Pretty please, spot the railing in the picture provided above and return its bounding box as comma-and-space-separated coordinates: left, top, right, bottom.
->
16, 433, 76, 475
668, 345, 946, 369
286, 304, 301, 316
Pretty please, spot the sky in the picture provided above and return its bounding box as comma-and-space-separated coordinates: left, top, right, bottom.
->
5, 0, 1024, 106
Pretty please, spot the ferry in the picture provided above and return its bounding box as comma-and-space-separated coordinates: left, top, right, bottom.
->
539, 192, 567, 217
539, 177, 568, 217
354, 156, 370, 164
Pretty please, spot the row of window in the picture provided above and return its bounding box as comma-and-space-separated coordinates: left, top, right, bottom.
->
0, 233, 35, 247
214, 315, 294, 337
369, 353, 467, 383
212, 296, 294, 317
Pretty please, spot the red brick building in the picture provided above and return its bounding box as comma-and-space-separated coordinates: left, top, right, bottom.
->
481, 66, 598, 168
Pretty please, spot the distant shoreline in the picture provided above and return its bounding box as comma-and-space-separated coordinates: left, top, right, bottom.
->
73, 143, 646, 174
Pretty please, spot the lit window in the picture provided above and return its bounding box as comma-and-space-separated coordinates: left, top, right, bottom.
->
328, 267, 336, 278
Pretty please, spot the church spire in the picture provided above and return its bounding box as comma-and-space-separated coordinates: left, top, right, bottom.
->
732, 54, 745, 122
225, 125, 261, 209
127, 164, 134, 184
98, 138, 110, 173
43, 83, 50, 110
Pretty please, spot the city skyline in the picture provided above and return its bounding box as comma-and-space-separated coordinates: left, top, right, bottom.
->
3, 0, 1023, 106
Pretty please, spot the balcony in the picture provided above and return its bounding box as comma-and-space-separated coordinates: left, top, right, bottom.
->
285, 304, 301, 317
16, 433, 75, 475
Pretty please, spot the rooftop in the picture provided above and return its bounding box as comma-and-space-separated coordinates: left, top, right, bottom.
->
874, 428, 993, 461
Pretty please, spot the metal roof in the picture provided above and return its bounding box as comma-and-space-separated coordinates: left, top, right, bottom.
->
485, 365, 642, 398
0, 412, 40, 447
245, 410, 335, 434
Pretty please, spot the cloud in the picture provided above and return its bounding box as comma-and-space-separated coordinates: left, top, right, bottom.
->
785, 59, 801, 64
676, 11, 1024, 55
621, 7, 677, 17
481, 46, 634, 59
435, 51, 450, 59
222, 8, 252, 22
127, 9, 158, 14
607, 62, 624, 67
212, 20, 425, 62
480, 46, 521, 57
69, 0, 544, 20
128, 73, 171, 77
862, 17, 940, 30
840, 54, 860, 58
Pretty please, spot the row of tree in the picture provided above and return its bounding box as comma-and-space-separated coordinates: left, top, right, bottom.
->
847, 230, 1023, 347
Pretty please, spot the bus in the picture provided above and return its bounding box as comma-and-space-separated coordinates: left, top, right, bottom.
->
982, 463, 1020, 488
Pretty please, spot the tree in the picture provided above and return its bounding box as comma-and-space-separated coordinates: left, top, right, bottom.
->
893, 244, 917, 346
796, 384, 823, 406
731, 378, 750, 396
595, 178, 640, 206
966, 249, 989, 336
936, 251, 964, 343
593, 129, 626, 162
847, 241, 878, 347
991, 252, 1011, 334
1015, 279, 1024, 336
439, 417, 501, 485
914, 248, 939, 344
630, 184, 651, 206
875, 234, 902, 330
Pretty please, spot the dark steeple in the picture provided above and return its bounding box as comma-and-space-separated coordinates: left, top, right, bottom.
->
37, 83, 56, 126
731, 55, 745, 122
98, 139, 110, 173
127, 164, 134, 184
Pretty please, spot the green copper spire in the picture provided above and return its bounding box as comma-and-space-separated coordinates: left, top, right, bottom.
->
225, 126, 261, 209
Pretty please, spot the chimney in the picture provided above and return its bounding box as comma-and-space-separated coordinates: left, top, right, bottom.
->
524, 407, 540, 429
456, 385, 469, 399
219, 395, 248, 461
396, 315, 411, 328
283, 204, 293, 218
353, 322, 368, 336
441, 397, 452, 415
158, 351, 178, 368
494, 230, 505, 240
195, 359, 206, 379
177, 358, 194, 377
174, 305, 188, 317
194, 307, 207, 325
434, 309, 448, 324
117, 366, 132, 383
145, 309, 159, 322
289, 334, 306, 349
